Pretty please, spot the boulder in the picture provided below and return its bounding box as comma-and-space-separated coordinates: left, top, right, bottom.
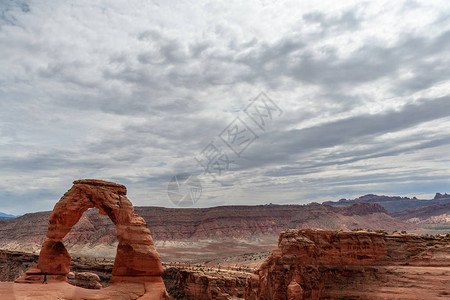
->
68, 271, 102, 289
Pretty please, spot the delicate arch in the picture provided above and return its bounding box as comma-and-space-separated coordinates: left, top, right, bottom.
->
37, 179, 163, 277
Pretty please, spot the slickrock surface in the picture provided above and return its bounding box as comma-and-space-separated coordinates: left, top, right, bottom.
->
245, 229, 450, 300
12, 179, 168, 299
0, 281, 168, 300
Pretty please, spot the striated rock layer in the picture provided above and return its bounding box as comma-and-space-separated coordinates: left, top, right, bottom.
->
14, 179, 168, 299
163, 267, 248, 299
245, 229, 450, 300
0, 201, 419, 259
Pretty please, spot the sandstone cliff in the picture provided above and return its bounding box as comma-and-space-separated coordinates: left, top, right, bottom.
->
245, 229, 450, 299
163, 267, 248, 299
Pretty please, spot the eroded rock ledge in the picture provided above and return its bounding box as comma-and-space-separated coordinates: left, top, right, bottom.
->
245, 229, 450, 300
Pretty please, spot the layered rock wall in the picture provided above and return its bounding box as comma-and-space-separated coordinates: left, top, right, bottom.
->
245, 229, 450, 299
163, 267, 247, 299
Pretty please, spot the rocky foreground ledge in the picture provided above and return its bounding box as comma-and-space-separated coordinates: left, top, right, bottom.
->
2, 228, 449, 299
245, 228, 450, 300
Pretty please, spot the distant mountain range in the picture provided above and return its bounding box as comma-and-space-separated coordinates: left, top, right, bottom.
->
0, 212, 17, 220
323, 193, 450, 233
323, 193, 450, 213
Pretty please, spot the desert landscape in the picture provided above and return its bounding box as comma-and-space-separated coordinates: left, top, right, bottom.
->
0, 180, 448, 299
1, 0, 450, 299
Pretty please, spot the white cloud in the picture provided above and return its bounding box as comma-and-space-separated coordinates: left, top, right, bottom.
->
0, 0, 449, 214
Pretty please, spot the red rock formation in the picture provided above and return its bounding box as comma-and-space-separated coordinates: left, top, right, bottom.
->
287, 281, 303, 300
245, 229, 450, 300
67, 271, 102, 289
163, 267, 248, 299
15, 179, 168, 299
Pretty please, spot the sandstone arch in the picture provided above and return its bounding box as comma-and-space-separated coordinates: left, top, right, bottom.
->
16, 179, 168, 298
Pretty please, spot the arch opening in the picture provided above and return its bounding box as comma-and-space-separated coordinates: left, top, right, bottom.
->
65, 207, 118, 259
64, 207, 117, 289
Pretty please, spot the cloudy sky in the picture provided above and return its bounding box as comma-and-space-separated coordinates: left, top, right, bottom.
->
1, 0, 449, 215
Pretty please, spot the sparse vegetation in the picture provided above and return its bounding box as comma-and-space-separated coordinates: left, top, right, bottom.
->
376, 230, 388, 235
352, 228, 364, 232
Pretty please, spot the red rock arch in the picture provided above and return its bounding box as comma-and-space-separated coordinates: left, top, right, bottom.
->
36, 179, 163, 278
13, 180, 161, 279
15, 179, 168, 298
